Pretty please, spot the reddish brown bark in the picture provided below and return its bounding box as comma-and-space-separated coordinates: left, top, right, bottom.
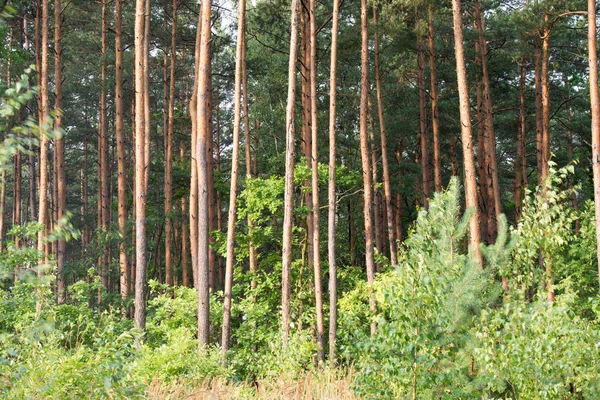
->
115, 0, 129, 300
452, 0, 482, 264
327, 0, 340, 362
360, 0, 376, 336
589, 0, 600, 291
281, 0, 300, 348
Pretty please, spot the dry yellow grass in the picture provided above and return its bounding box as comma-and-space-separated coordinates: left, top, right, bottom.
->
147, 367, 357, 399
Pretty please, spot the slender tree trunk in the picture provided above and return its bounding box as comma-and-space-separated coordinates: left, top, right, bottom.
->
328, 0, 340, 363
395, 149, 403, 243
54, 0, 66, 302
196, 0, 212, 346
541, 14, 553, 302
115, 0, 129, 300
189, 13, 201, 287
99, 0, 110, 290
181, 142, 190, 287
475, 71, 489, 244
563, 74, 579, 230
13, 21, 23, 251
281, 0, 300, 349
451, 0, 482, 264
165, 0, 177, 286
216, 101, 224, 286
540, 14, 551, 190
222, 0, 246, 359
207, 72, 217, 291
300, 1, 314, 277
515, 58, 527, 221
428, 2, 441, 193
37, 0, 50, 280
241, 40, 257, 290
373, 7, 397, 266
534, 41, 543, 184
588, 0, 600, 292
308, 0, 324, 362
1, 33, 10, 254
474, 0, 500, 242
134, 0, 149, 330
367, 101, 383, 267
417, 37, 430, 208
360, 0, 376, 336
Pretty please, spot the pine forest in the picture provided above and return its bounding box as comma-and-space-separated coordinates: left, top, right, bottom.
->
1, 0, 600, 398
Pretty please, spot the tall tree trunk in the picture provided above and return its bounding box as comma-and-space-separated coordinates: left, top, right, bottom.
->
222, 0, 246, 360
55, 0, 66, 302
134, 0, 149, 330
308, 0, 324, 362
417, 37, 430, 208
515, 58, 527, 221
327, 0, 340, 363
242, 40, 257, 291
474, 0, 501, 242
395, 149, 403, 243
541, 14, 553, 302
360, 0, 376, 336
99, 0, 110, 291
300, 0, 314, 277
1, 33, 10, 254
540, 13, 551, 190
451, 0, 482, 264
165, 0, 178, 286
189, 13, 201, 287
534, 41, 543, 184
115, 0, 129, 299
216, 101, 224, 286
207, 72, 217, 291
180, 143, 190, 287
588, 0, 600, 291
281, 0, 300, 349
428, 2, 441, 193
475, 71, 489, 244
373, 7, 397, 265
37, 0, 50, 278
367, 101, 383, 267
563, 74, 579, 230
196, 0, 212, 346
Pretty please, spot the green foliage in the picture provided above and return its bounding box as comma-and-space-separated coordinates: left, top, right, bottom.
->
344, 178, 500, 398
473, 290, 600, 399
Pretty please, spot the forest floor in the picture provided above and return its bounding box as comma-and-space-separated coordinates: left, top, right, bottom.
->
147, 368, 357, 399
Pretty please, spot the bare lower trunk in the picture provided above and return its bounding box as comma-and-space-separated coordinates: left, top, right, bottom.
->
308, 0, 324, 362
281, 0, 300, 348
165, 0, 178, 286
417, 39, 430, 208
55, 0, 66, 302
360, 0, 376, 336
428, 3, 441, 193
373, 7, 397, 265
37, 0, 50, 283
327, 0, 340, 363
181, 143, 190, 287
99, 0, 110, 290
534, 42, 543, 184
540, 15, 551, 190
515, 59, 526, 221
452, 0, 482, 264
134, 0, 149, 330
196, 0, 212, 346
588, 0, 600, 291
189, 13, 201, 287
115, 0, 129, 300
222, 0, 246, 359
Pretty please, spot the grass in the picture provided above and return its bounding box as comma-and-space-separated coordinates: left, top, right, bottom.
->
147, 367, 357, 399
